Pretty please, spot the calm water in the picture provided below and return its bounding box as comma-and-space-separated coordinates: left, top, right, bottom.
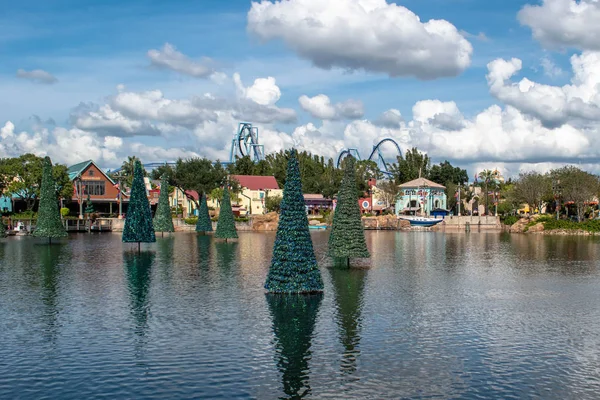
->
2, 232, 600, 399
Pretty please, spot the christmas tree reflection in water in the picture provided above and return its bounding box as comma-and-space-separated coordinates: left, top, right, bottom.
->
329, 268, 367, 377
124, 252, 155, 337
266, 293, 322, 399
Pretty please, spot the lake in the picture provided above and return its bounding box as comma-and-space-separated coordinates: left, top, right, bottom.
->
2, 231, 600, 399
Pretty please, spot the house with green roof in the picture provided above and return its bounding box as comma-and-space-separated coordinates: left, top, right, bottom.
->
67, 160, 128, 217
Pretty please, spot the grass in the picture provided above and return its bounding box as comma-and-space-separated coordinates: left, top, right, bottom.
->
527, 215, 600, 233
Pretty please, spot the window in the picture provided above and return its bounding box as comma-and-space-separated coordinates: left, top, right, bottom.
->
88, 170, 95, 176
82, 180, 105, 196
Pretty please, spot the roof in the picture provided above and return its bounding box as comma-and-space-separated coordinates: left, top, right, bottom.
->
185, 190, 199, 201
67, 160, 116, 185
230, 175, 279, 190
399, 177, 445, 189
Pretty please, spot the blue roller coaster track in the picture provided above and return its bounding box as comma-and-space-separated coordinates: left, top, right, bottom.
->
336, 138, 402, 177
229, 122, 264, 163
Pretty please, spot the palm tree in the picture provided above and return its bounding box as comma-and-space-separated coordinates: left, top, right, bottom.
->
120, 156, 142, 188
478, 169, 495, 215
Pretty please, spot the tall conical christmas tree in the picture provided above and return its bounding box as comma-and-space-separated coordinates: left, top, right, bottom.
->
153, 174, 174, 235
265, 149, 324, 293
0, 218, 6, 238
328, 156, 370, 267
214, 185, 238, 240
196, 192, 213, 233
33, 157, 67, 243
123, 160, 156, 249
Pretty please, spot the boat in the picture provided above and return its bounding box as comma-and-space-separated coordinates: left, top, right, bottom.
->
399, 216, 444, 227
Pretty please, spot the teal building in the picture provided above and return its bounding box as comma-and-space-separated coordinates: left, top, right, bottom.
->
395, 178, 447, 216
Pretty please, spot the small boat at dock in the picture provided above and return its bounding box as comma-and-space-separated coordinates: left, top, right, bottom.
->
399, 216, 444, 227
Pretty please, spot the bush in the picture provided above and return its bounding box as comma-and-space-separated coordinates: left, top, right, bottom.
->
184, 217, 198, 225
60, 207, 70, 218
501, 215, 519, 226
12, 211, 37, 220
235, 217, 250, 222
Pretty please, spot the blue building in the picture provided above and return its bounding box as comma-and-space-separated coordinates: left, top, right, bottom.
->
395, 178, 447, 216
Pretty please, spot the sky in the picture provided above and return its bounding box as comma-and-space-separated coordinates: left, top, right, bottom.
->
1, 0, 599, 179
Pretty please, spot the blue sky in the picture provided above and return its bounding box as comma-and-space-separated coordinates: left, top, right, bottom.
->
0, 0, 596, 176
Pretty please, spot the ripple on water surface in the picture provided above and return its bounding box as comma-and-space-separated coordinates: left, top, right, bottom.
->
2, 232, 600, 399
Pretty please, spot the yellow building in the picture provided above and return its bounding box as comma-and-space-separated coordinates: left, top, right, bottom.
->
168, 187, 198, 218
230, 175, 282, 215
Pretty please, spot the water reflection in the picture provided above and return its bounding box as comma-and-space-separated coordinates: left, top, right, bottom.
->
38, 245, 65, 342
156, 237, 175, 282
124, 252, 155, 337
266, 293, 323, 399
329, 268, 367, 377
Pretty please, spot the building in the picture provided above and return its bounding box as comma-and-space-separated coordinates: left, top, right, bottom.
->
168, 188, 199, 218
304, 194, 333, 214
358, 178, 392, 214
229, 175, 282, 215
395, 177, 447, 216
67, 160, 128, 217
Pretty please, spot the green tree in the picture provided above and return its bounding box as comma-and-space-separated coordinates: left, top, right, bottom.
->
118, 156, 146, 188
153, 174, 175, 235
389, 147, 431, 183
428, 160, 469, 186
477, 169, 496, 215
173, 157, 227, 208
0, 154, 72, 211
196, 192, 213, 233
265, 194, 283, 213
264, 149, 324, 293
214, 185, 238, 240
513, 172, 551, 215
150, 164, 175, 181
0, 218, 6, 238
328, 156, 370, 267
551, 166, 599, 222
122, 160, 156, 249
32, 157, 67, 243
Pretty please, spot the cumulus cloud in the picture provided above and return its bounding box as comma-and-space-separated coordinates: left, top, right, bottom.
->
148, 43, 223, 80
518, 0, 600, 50
298, 94, 364, 120
247, 0, 472, 79
233, 73, 297, 123
412, 100, 465, 130
70, 102, 163, 137
375, 109, 404, 128
16, 69, 58, 84
487, 51, 600, 128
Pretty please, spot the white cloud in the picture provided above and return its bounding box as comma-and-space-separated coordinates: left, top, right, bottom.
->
412, 100, 465, 130
71, 103, 163, 137
148, 43, 222, 80
16, 69, 58, 84
518, 0, 600, 50
298, 94, 364, 120
233, 73, 281, 106
540, 57, 564, 79
247, 0, 472, 79
232, 73, 297, 123
375, 109, 404, 128
487, 52, 600, 128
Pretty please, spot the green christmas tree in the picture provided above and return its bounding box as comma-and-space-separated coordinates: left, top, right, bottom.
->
33, 157, 67, 243
0, 218, 6, 238
328, 156, 370, 267
266, 293, 323, 398
196, 192, 213, 233
264, 149, 324, 293
84, 194, 95, 215
153, 174, 174, 235
122, 160, 156, 249
214, 185, 238, 240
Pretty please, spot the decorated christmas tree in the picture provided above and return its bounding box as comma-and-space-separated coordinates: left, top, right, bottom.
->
214, 185, 238, 240
264, 149, 324, 293
33, 157, 67, 243
196, 192, 213, 233
122, 160, 156, 250
0, 218, 6, 238
266, 293, 322, 398
153, 174, 174, 236
84, 194, 95, 215
328, 156, 370, 267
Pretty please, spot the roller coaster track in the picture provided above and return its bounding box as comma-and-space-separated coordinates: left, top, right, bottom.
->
230, 122, 264, 163
336, 138, 402, 177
